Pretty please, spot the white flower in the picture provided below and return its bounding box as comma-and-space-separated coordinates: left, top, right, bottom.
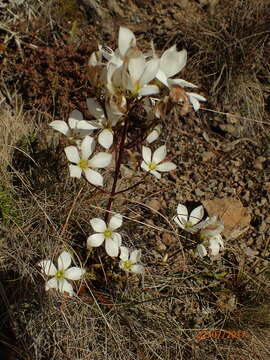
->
86, 98, 121, 149
119, 246, 144, 274
141, 145, 176, 179
174, 204, 205, 232
87, 214, 123, 257
38, 251, 85, 296
146, 124, 162, 144
196, 234, 224, 258
199, 217, 224, 240
49, 110, 97, 142
155, 44, 187, 87
64, 135, 112, 186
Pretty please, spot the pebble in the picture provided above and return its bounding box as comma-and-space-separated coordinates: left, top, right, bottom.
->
195, 188, 204, 197
265, 216, 270, 224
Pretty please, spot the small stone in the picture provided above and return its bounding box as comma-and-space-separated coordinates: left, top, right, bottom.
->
147, 199, 161, 212
259, 222, 267, 233
253, 156, 266, 170
265, 216, 270, 224
202, 151, 215, 162
195, 188, 204, 197
247, 180, 254, 188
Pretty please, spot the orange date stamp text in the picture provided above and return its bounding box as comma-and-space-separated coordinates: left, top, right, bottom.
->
196, 329, 249, 340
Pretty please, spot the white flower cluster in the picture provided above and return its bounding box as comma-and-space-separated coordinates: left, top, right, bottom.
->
39, 27, 212, 297
174, 204, 225, 257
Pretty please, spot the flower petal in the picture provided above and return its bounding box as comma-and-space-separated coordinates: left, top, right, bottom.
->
58, 279, 74, 296
160, 47, 187, 78
39, 260, 57, 276
69, 164, 82, 178
208, 238, 222, 256
196, 244, 208, 258
105, 235, 121, 257
64, 146, 80, 163
109, 213, 123, 231
81, 135, 95, 160
118, 27, 136, 58
98, 129, 113, 149
84, 169, 104, 186
142, 146, 152, 164
152, 145, 166, 164
156, 162, 176, 172
138, 85, 159, 96
90, 218, 107, 232
186, 92, 206, 102
177, 204, 188, 219
139, 58, 160, 86
45, 277, 58, 291
77, 120, 99, 130
168, 79, 198, 88
119, 246, 129, 261
58, 251, 72, 271
189, 205, 204, 226
130, 249, 141, 263
65, 267, 85, 280
86, 98, 105, 119
49, 120, 69, 135
156, 69, 169, 86
146, 125, 162, 144
87, 233, 105, 247
128, 54, 146, 83
141, 161, 149, 172
173, 215, 185, 229
68, 109, 83, 129
150, 169, 161, 179
89, 152, 112, 168
130, 264, 144, 274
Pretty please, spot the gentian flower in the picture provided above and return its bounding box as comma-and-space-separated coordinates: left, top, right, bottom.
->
39, 251, 85, 296
87, 214, 123, 257
64, 135, 112, 186
119, 246, 144, 274
141, 145, 176, 179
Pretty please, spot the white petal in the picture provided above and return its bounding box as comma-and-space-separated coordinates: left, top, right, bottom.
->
141, 161, 149, 172
45, 277, 58, 291
109, 214, 123, 231
105, 234, 121, 257
98, 129, 113, 149
156, 69, 169, 86
168, 78, 198, 88
58, 279, 74, 296
119, 246, 129, 261
64, 146, 80, 163
65, 267, 85, 280
208, 238, 221, 256
89, 152, 112, 168
39, 260, 57, 276
98, 44, 114, 60
177, 204, 188, 219
161, 48, 187, 78
150, 170, 161, 179
139, 59, 160, 86
188, 95, 200, 111
138, 85, 160, 96
186, 92, 206, 102
130, 249, 141, 263
87, 233, 105, 247
189, 205, 204, 226
77, 120, 99, 130
196, 244, 208, 258
90, 218, 107, 232
58, 251, 72, 271
81, 135, 95, 160
146, 125, 162, 144
173, 215, 186, 229
84, 169, 104, 186
69, 164, 82, 178
152, 145, 166, 164
128, 54, 145, 82
49, 120, 69, 135
130, 264, 144, 274
142, 146, 152, 163
118, 27, 136, 57
156, 162, 176, 172
68, 110, 83, 128
86, 98, 105, 119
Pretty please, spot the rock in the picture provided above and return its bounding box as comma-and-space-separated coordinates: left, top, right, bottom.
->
195, 188, 204, 197
146, 198, 162, 212
202, 198, 251, 240
253, 156, 266, 170
202, 151, 215, 162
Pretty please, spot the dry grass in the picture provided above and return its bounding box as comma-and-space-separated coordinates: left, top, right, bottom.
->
0, 0, 270, 359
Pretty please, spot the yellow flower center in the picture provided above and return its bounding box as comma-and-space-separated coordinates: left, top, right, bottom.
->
148, 162, 157, 171
122, 260, 133, 271
184, 221, 193, 229
103, 229, 113, 239
78, 159, 89, 169
55, 270, 65, 280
